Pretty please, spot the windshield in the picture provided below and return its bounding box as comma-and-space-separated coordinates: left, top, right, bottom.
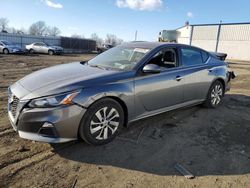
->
88, 46, 151, 71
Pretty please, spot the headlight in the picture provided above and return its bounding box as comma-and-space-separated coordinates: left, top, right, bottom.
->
28, 90, 81, 108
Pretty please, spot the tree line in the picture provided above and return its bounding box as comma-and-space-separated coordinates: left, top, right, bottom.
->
0, 18, 123, 46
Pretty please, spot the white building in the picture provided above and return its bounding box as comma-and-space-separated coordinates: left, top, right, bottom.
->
176, 22, 250, 61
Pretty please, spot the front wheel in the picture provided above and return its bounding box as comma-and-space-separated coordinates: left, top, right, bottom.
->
29, 49, 34, 54
203, 80, 224, 108
48, 50, 54, 55
79, 98, 124, 145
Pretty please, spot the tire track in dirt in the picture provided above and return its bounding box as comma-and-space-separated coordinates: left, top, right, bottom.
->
0, 141, 78, 187
0, 128, 15, 136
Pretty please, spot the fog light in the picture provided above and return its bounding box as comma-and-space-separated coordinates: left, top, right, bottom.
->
42, 122, 54, 128
39, 122, 57, 137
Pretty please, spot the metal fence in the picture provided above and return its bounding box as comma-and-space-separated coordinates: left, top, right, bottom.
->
0, 33, 96, 53
61, 37, 96, 53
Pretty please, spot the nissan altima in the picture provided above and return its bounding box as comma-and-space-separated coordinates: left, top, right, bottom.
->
8, 42, 235, 145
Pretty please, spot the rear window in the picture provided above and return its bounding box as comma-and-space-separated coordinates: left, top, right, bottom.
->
201, 50, 209, 62
181, 48, 203, 67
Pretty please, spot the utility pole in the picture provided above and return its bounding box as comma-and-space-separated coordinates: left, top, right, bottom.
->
135, 30, 137, 41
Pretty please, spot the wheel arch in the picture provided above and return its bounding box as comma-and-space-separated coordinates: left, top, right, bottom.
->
48, 49, 54, 54
80, 95, 129, 127
213, 78, 226, 95
108, 96, 128, 127
3, 48, 9, 53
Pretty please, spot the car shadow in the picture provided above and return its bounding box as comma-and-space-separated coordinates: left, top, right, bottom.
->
52, 94, 250, 177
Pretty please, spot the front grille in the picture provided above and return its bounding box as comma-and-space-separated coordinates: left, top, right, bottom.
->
10, 95, 20, 118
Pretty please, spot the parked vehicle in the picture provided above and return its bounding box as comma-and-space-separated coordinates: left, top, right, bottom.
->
97, 43, 114, 53
158, 30, 180, 42
0, 40, 23, 54
8, 42, 235, 145
25, 42, 63, 55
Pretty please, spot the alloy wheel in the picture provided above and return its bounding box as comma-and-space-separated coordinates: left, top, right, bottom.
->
211, 84, 223, 106
90, 107, 120, 140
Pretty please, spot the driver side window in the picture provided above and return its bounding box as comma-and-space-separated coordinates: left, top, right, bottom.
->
147, 48, 177, 69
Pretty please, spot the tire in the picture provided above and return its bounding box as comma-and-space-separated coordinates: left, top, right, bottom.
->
3, 48, 9, 54
79, 98, 124, 145
29, 49, 34, 54
203, 80, 224, 108
48, 50, 54, 55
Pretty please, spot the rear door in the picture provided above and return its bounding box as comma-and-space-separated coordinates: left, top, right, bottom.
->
179, 47, 213, 102
0, 42, 4, 52
40, 43, 48, 53
33, 43, 41, 52
134, 47, 185, 113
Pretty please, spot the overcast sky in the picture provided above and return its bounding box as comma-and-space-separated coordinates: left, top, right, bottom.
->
1, 0, 250, 41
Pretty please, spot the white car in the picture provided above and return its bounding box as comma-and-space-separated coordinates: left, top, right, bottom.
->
26, 42, 63, 55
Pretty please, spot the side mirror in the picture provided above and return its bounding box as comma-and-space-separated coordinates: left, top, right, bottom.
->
143, 64, 161, 74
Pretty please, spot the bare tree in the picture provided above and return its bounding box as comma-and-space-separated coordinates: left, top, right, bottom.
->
91, 33, 103, 46
0, 18, 9, 31
18, 27, 27, 34
29, 21, 47, 36
10, 27, 17, 34
105, 34, 123, 46
47, 26, 61, 37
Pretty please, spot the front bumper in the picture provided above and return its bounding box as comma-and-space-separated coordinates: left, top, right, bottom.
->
18, 131, 76, 143
10, 48, 24, 54
54, 49, 63, 54
8, 100, 86, 143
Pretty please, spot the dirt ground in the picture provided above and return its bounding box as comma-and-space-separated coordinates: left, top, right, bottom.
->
0, 54, 250, 188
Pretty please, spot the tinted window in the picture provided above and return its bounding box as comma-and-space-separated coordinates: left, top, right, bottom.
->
201, 50, 209, 62
181, 48, 203, 67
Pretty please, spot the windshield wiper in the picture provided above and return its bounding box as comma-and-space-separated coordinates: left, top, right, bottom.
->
89, 64, 107, 70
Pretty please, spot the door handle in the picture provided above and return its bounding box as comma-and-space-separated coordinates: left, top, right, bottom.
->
175, 75, 183, 81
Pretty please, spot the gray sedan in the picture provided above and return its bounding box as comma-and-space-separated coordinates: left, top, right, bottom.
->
0, 40, 23, 54
8, 42, 235, 145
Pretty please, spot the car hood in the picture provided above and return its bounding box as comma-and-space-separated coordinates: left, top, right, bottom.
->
12, 62, 134, 100
49, 46, 63, 50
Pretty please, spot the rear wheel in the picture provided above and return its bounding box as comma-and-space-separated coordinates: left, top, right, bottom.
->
3, 48, 9, 54
79, 98, 124, 145
203, 80, 224, 108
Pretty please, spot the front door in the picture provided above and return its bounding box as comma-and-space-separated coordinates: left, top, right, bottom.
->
134, 48, 185, 113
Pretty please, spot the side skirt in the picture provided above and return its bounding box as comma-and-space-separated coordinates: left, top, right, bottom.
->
128, 99, 204, 124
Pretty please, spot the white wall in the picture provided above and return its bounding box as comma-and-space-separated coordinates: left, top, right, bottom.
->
217, 24, 250, 60
191, 25, 218, 52
176, 26, 191, 44
177, 23, 250, 61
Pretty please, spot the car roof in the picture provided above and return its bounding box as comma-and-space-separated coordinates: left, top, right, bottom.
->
120, 41, 192, 49
120, 41, 207, 52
